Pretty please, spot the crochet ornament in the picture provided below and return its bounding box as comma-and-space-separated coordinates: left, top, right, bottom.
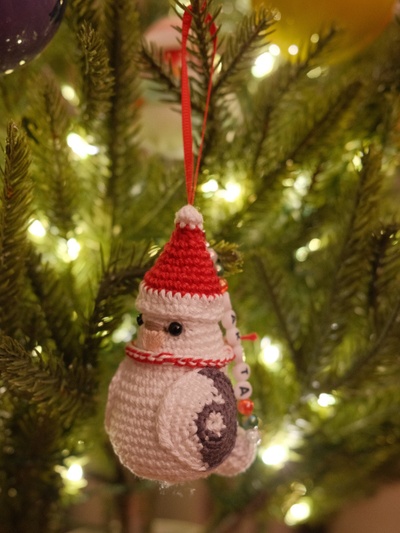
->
105, 5, 259, 484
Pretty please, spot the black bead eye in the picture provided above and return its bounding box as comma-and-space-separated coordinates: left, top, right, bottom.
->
167, 322, 183, 336
136, 314, 143, 326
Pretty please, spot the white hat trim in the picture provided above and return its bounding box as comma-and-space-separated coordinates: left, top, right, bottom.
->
136, 282, 224, 321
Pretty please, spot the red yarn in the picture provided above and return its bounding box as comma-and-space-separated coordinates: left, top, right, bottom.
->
144, 224, 222, 297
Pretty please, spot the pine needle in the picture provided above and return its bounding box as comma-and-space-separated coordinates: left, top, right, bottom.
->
0, 122, 32, 337
253, 253, 303, 375
28, 71, 80, 237
25, 248, 82, 367
103, 1, 142, 225
77, 21, 114, 124
310, 148, 383, 383
83, 257, 147, 367
215, 8, 274, 94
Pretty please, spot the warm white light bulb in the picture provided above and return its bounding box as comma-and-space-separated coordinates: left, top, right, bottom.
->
66, 463, 83, 482
67, 133, 99, 159
260, 337, 281, 365
261, 444, 289, 466
220, 181, 242, 203
67, 238, 81, 260
28, 220, 46, 238
317, 393, 336, 407
61, 85, 79, 105
269, 44, 281, 56
201, 178, 219, 193
285, 500, 312, 525
252, 51, 275, 78
308, 238, 321, 252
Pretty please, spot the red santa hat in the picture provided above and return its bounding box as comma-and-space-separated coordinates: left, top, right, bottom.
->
136, 205, 225, 321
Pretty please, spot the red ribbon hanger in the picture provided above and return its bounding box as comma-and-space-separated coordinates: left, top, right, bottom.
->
181, 4, 217, 206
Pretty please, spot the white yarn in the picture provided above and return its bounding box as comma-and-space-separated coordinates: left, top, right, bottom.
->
106, 360, 234, 482
174, 204, 203, 229
213, 427, 257, 477
105, 357, 257, 483
135, 314, 230, 361
136, 282, 225, 321
106, 206, 258, 484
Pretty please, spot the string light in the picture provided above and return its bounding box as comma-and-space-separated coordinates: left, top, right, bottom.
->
61, 85, 80, 105
261, 443, 289, 467
67, 238, 81, 261
251, 51, 276, 78
28, 219, 47, 238
308, 238, 321, 251
260, 336, 282, 366
288, 44, 299, 56
31, 345, 42, 358
218, 181, 242, 202
57, 238, 81, 262
317, 393, 336, 407
66, 463, 83, 482
269, 44, 281, 56
112, 314, 137, 344
293, 174, 310, 195
55, 457, 87, 494
307, 66, 322, 79
201, 178, 219, 193
67, 133, 99, 159
352, 153, 363, 170
295, 237, 322, 262
308, 393, 338, 417
295, 246, 308, 262
285, 499, 312, 525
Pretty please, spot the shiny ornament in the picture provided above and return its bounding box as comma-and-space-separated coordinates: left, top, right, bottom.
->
253, 0, 395, 61
0, 0, 67, 74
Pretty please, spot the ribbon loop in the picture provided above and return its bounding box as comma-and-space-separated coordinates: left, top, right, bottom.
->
181, 5, 217, 205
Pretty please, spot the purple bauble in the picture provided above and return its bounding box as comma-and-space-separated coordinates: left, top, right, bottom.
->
0, 0, 67, 74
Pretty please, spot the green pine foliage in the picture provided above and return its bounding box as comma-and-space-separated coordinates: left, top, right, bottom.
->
0, 1, 399, 532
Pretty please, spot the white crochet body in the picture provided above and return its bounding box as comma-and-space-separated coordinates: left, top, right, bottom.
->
105, 205, 257, 484
106, 359, 196, 483
106, 356, 256, 484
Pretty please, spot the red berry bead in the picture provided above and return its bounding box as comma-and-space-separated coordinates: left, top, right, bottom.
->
219, 278, 229, 293
237, 399, 254, 416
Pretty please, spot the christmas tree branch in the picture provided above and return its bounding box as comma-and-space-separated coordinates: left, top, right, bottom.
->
140, 41, 180, 99
82, 255, 147, 367
329, 296, 400, 390
0, 336, 89, 426
214, 8, 274, 95
245, 27, 339, 178
0, 122, 32, 337
177, 0, 221, 91
29, 72, 79, 237
25, 248, 82, 367
76, 21, 114, 125
368, 224, 400, 330
310, 148, 383, 382
67, 0, 103, 30
104, 1, 142, 226
253, 254, 303, 374
216, 79, 362, 241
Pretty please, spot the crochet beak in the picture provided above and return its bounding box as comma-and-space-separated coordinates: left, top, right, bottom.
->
137, 322, 166, 352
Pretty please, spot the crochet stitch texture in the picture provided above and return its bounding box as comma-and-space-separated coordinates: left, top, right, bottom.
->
105, 205, 257, 483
